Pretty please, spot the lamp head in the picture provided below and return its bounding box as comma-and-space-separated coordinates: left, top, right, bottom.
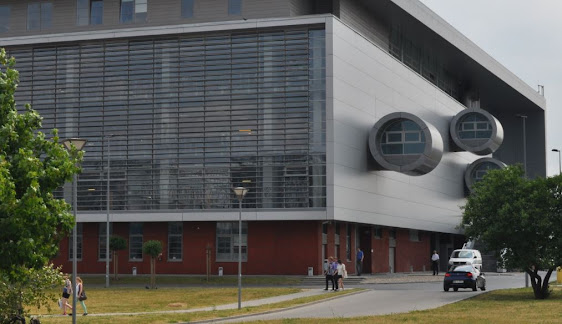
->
552, 149, 560, 152
233, 187, 249, 201
62, 138, 87, 151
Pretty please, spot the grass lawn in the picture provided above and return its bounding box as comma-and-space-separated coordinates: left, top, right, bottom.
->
32, 287, 357, 324
255, 286, 562, 324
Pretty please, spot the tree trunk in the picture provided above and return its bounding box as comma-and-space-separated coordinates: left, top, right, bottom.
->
113, 251, 119, 280
527, 267, 554, 299
150, 257, 155, 289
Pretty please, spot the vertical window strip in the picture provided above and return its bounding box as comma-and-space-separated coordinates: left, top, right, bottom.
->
181, 0, 194, 18
0, 6, 11, 33
129, 222, 143, 260
91, 0, 104, 25
167, 222, 183, 261
77, 0, 90, 26
98, 222, 113, 260
228, 0, 242, 15
69, 223, 84, 261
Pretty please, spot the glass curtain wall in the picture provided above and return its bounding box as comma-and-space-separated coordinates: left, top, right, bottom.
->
9, 27, 326, 211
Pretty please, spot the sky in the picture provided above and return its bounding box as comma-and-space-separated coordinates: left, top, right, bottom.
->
419, 0, 562, 176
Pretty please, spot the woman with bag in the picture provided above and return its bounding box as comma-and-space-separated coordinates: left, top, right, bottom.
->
75, 277, 88, 316
337, 260, 347, 291
61, 275, 73, 315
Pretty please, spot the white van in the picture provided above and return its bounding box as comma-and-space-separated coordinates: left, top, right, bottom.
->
448, 249, 482, 271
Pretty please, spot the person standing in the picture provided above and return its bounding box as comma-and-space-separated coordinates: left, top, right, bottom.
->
324, 257, 336, 291
76, 277, 88, 316
356, 248, 364, 276
431, 250, 440, 275
336, 259, 347, 290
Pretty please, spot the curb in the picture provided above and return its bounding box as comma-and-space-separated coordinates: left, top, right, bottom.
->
187, 289, 368, 324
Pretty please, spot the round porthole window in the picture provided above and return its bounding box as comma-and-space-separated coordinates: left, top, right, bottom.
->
465, 157, 506, 192
368, 112, 443, 176
450, 109, 503, 155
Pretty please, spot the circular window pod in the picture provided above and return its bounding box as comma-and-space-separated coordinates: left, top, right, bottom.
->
465, 157, 507, 192
368, 112, 443, 176
450, 108, 503, 155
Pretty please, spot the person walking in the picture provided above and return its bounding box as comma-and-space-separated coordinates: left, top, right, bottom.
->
336, 259, 347, 290
75, 277, 88, 316
431, 250, 440, 275
356, 248, 364, 276
61, 275, 73, 315
324, 257, 337, 291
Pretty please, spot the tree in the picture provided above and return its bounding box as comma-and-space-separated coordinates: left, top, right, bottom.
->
462, 165, 562, 299
109, 235, 127, 280
142, 240, 163, 289
0, 48, 82, 322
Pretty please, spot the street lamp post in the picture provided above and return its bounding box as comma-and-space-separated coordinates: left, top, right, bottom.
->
62, 138, 87, 324
105, 134, 115, 288
552, 149, 561, 175
515, 114, 528, 288
232, 186, 248, 310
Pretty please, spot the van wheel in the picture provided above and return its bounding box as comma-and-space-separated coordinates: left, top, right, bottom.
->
444, 285, 450, 292
453, 287, 458, 292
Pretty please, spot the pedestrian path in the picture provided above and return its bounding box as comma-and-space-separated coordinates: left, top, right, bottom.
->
37, 288, 356, 318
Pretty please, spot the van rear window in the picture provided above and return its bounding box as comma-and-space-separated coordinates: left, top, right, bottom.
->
453, 251, 473, 258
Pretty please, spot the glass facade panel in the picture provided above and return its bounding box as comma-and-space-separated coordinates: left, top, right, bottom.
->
181, 0, 194, 18
120, 0, 134, 23
27, 4, 41, 30
228, 0, 242, 15
77, 0, 89, 25
8, 28, 326, 212
91, 0, 104, 25
0, 6, 11, 33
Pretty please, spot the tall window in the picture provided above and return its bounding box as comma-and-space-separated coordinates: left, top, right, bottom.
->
27, 2, 53, 31
121, 0, 146, 23
98, 223, 113, 261
168, 222, 183, 261
0, 6, 10, 33
69, 223, 83, 261
77, 0, 103, 26
216, 222, 247, 262
129, 222, 143, 260
228, 0, 242, 15
90, 0, 104, 24
181, 0, 194, 18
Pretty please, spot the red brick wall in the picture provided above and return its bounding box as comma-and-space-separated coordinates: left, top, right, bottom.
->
54, 220, 322, 276
394, 229, 431, 272
372, 229, 389, 273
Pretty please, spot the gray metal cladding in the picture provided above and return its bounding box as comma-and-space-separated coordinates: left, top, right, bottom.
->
368, 112, 443, 176
450, 108, 504, 155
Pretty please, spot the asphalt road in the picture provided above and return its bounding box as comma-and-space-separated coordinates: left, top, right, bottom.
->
214, 272, 531, 323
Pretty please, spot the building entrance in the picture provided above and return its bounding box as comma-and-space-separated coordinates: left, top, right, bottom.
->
359, 226, 372, 274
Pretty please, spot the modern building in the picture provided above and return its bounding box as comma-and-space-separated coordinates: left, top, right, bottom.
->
1, 0, 546, 275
